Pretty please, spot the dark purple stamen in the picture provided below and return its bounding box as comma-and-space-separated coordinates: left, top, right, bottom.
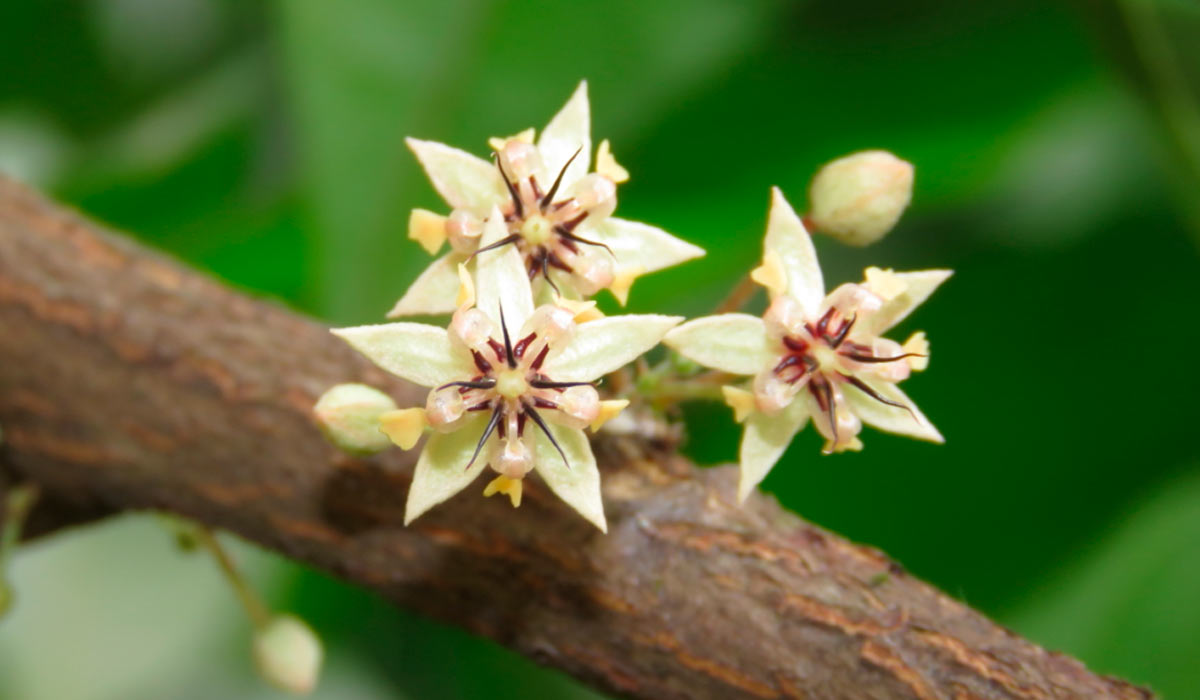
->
843, 375, 916, 420
436, 379, 497, 392
498, 303, 516, 368
838, 352, 926, 364
540, 147, 582, 209
494, 155, 524, 219
466, 403, 504, 471
523, 402, 569, 468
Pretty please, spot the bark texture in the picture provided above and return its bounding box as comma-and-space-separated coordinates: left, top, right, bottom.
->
0, 176, 1150, 699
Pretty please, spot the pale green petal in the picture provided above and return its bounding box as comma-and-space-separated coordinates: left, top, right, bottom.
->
592, 217, 706, 275
405, 417, 490, 525
386, 254, 461, 318
538, 81, 591, 190
544, 315, 682, 382
532, 421, 605, 532
406, 137, 506, 213
663, 314, 770, 375
858, 269, 953, 336
844, 378, 944, 443
739, 399, 810, 502
332, 323, 470, 388
764, 186, 824, 314
474, 207, 534, 328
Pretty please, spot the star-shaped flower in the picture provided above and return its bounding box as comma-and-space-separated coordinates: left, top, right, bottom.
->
390, 80, 704, 316
335, 211, 682, 530
664, 188, 950, 501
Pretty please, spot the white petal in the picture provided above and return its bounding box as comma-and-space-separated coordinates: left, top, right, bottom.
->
386, 254, 461, 317
739, 398, 810, 502
858, 269, 953, 336
544, 315, 682, 382
764, 187, 824, 314
532, 421, 606, 532
474, 207, 534, 328
332, 323, 469, 388
406, 137, 506, 213
844, 378, 943, 443
405, 418, 490, 525
538, 81, 591, 190
593, 217, 706, 275
663, 314, 771, 375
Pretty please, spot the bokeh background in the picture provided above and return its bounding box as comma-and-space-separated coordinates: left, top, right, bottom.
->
2, 0, 1199, 698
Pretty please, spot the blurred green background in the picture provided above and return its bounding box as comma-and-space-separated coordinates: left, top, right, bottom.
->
2, 0, 1199, 697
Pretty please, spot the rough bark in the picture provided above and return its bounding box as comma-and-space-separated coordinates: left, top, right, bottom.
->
0, 175, 1149, 699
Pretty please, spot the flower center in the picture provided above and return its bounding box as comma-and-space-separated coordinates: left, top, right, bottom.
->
520, 215, 552, 245
495, 369, 529, 398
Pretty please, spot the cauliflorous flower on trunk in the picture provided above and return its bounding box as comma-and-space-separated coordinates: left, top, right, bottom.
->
390, 80, 703, 316
664, 188, 949, 501
335, 211, 682, 530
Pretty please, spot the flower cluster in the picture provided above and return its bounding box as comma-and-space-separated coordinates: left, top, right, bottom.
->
319, 82, 949, 530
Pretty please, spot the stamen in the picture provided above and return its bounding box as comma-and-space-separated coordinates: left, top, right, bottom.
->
472, 350, 492, 374
468, 233, 521, 260
843, 375, 917, 420
529, 175, 544, 202
532, 397, 558, 409
466, 401, 493, 411
435, 379, 497, 391
530, 343, 551, 371
466, 403, 504, 471
829, 314, 857, 348
498, 304, 516, 368
816, 308, 836, 336
810, 377, 838, 447
529, 379, 597, 390
838, 351, 927, 364
546, 251, 573, 272
513, 332, 537, 359
494, 155, 524, 219
558, 229, 615, 257
558, 212, 588, 234
540, 147, 582, 209
541, 256, 562, 295
783, 336, 808, 353
523, 402, 569, 468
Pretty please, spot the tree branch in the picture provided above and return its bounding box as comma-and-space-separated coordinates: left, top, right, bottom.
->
0, 176, 1149, 699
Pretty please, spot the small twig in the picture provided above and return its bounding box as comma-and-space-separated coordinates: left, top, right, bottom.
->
713, 273, 758, 314
193, 525, 271, 630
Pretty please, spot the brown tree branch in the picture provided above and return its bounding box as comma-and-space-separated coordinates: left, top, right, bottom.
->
0, 176, 1148, 699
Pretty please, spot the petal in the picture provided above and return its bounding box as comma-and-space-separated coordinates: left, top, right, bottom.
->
332, 323, 470, 388
406, 137, 506, 213
738, 398, 810, 502
538, 81, 591, 190
764, 187, 824, 314
474, 207, 534, 328
663, 314, 770, 375
405, 417, 491, 525
844, 378, 944, 443
544, 314, 682, 382
592, 217, 706, 276
387, 254, 461, 317
857, 269, 953, 336
532, 421, 606, 532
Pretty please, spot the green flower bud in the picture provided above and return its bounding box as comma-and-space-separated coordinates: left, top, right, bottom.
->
253, 615, 323, 695
313, 383, 397, 456
808, 150, 914, 246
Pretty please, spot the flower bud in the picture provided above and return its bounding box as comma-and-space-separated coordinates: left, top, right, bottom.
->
498, 140, 543, 183
808, 150, 913, 246
253, 615, 323, 695
446, 209, 483, 255
313, 384, 397, 456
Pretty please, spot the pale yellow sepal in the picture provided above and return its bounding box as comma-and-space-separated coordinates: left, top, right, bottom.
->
379, 408, 428, 450
488, 128, 535, 152
903, 331, 929, 371
455, 263, 475, 309
750, 251, 787, 297
555, 296, 604, 323
483, 475, 523, 507
864, 266, 907, 301
590, 399, 630, 432
721, 386, 756, 423
609, 265, 643, 306
409, 208, 448, 255
595, 139, 629, 183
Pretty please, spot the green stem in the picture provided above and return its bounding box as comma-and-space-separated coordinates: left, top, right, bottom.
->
0, 483, 41, 567
193, 525, 272, 630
